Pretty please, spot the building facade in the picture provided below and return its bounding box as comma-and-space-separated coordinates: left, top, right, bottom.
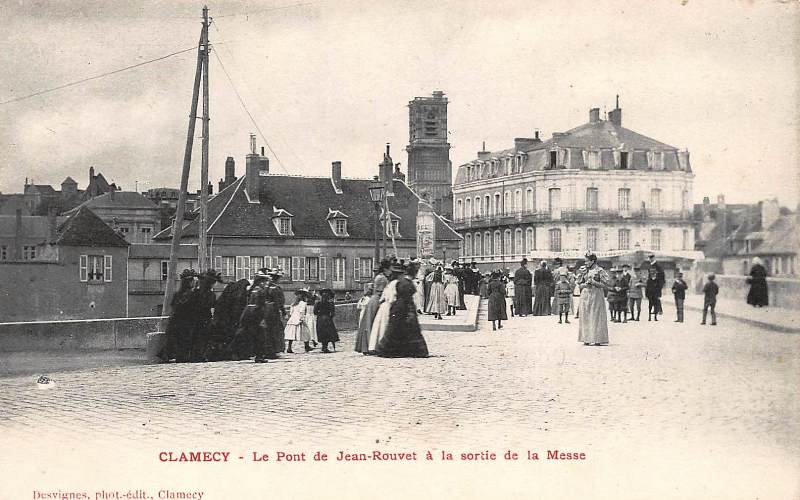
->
154, 141, 461, 299
452, 101, 696, 270
66, 191, 161, 244
406, 91, 453, 219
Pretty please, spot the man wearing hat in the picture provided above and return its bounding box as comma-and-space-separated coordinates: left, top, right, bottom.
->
190, 269, 223, 361
160, 268, 198, 363
514, 258, 533, 316
646, 254, 665, 314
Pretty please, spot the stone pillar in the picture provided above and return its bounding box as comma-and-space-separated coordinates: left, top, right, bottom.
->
416, 199, 436, 259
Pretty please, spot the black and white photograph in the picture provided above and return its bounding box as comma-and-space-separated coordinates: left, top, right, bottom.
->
0, 1, 798, 498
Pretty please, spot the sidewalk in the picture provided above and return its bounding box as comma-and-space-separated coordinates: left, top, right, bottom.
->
661, 294, 800, 333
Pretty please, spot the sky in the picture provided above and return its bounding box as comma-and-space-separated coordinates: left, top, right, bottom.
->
1, 0, 798, 207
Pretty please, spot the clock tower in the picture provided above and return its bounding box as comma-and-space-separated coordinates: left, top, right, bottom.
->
406, 90, 453, 218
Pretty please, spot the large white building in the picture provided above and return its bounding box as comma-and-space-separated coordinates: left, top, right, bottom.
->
452, 100, 697, 269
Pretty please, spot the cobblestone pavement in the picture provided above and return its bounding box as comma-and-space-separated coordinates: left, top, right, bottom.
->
1, 312, 799, 499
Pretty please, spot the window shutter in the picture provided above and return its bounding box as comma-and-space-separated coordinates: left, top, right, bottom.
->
319, 256, 326, 282
354, 258, 360, 281
79, 255, 88, 282
243, 256, 252, 279
104, 255, 113, 282
214, 255, 222, 270
264, 256, 273, 269
299, 257, 306, 281
291, 256, 300, 282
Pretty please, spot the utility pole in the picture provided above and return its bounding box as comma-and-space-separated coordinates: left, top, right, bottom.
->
162, 25, 204, 317
198, 5, 210, 272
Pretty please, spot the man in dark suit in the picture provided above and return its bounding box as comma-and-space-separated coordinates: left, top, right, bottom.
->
646, 254, 665, 314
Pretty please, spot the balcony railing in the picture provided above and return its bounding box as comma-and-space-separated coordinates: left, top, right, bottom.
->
129, 279, 167, 294
452, 209, 692, 227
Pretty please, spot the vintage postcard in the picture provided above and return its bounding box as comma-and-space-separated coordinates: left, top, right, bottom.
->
0, 1, 798, 499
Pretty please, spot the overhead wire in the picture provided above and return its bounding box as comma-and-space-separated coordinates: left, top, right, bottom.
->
214, 2, 319, 18
0, 45, 199, 106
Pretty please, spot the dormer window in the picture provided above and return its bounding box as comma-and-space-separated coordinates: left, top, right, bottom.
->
272, 207, 294, 236
549, 151, 557, 169
382, 211, 401, 238
327, 209, 349, 237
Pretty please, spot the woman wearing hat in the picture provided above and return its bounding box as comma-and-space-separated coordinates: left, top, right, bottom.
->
368, 262, 404, 351
375, 267, 429, 358
443, 265, 460, 316
532, 260, 553, 316
205, 278, 250, 361
189, 269, 222, 362
159, 269, 198, 363
233, 269, 271, 363
355, 259, 390, 354
424, 264, 446, 320
284, 289, 312, 353
487, 270, 508, 331
577, 253, 610, 346
411, 260, 426, 314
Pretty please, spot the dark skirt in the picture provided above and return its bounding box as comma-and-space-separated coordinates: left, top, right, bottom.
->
487, 292, 507, 321
514, 285, 533, 315
263, 303, 285, 355
317, 314, 339, 344
376, 298, 429, 358
747, 278, 769, 306
532, 284, 552, 316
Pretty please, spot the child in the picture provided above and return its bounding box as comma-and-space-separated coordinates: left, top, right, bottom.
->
306, 290, 319, 349
315, 289, 339, 352
505, 276, 516, 317
701, 274, 719, 325
555, 273, 573, 324
628, 267, 645, 321
645, 268, 662, 321
284, 290, 311, 353
607, 269, 620, 322
671, 272, 688, 323
478, 273, 490, 299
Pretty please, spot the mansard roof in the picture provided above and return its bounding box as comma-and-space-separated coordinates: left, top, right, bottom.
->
154, 174, 460, 242
56, 206, 129, 247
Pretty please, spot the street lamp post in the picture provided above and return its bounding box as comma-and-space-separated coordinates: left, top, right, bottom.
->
368, 176, 386, 268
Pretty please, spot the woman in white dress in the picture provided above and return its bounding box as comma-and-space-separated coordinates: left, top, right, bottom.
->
305, 290, 318, 348
412, 260, 426, 314
368, 264, 403, 352
443, 266, 460, 316
284, 290, 311, 353
425, 265, 446, 320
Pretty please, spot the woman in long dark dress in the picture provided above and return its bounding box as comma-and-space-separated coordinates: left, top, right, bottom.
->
532, 261, 553, 316
746, 257, 769, 307
205, 279, 249, 361
159, 269, 197, 362
487, 271, 508, 331
315, 289, 339, 353
376, 275, 429, 358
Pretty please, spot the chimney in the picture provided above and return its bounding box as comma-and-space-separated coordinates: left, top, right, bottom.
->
589, 107, 600, 123
608, 95, 622, 126
393, 162, 405, 182
331, 161, 342, 192
760, 198, 780, 229
432, 90, 445, 99
477, 141, 491, 160
89, 166, 95, 182
224, 156, 236, 183
13, 209, 22, 260
207, 182, 213, 195
379, 144, 394, 196
534, 130, 541, 142
246, 135, 261, 203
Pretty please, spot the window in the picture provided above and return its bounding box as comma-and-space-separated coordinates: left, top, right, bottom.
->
456, 199, 463, 220
140, 227, 152, 243
548, 188, 561, 214
649, 151, 664, 170
354, 257, 373, 282
494, 194, 501, 215
332, 257, 346, 283
465, 234, 472, 256
682, 190, 690, 213
306, 256, 325, 282
682, 229, 689, 250
79, 255, 112, 283
161, 261, 169, 281
484, 232, 492, 255
650, 189, 662, 213
618, 229, 631, 250
549, 150, 557, 168
585, 150, 600, 169
278, 217, 292, 235
277, 256, 291, 277
548, 229, 562, 252
586, 188, 599, 211
474, 232, 482, 256
514, 190, 522, 214
220, 256, 236, 282
119, 227, 130, 237
651, 229, 661, 251
526, 227, 535, 251
618, 188, 631, 212
504, 229, 512, 255
23, 246, 36, 260
515, 228, 523, 254
504, 191, 511, 215
0, 245, 7, 260
484, 195, 490, 216
465, 198, 472, 218
620, 151, 629, 169
290, 256, 306, 282
385, 219, 400, 237
235, 256, 251, 280
333, 219, 347, 236
587, 228, 598, 251
525, 188, 534, 212
475, 197, 482, 218
493, 231, 501, 256
250, 257, 264, 275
